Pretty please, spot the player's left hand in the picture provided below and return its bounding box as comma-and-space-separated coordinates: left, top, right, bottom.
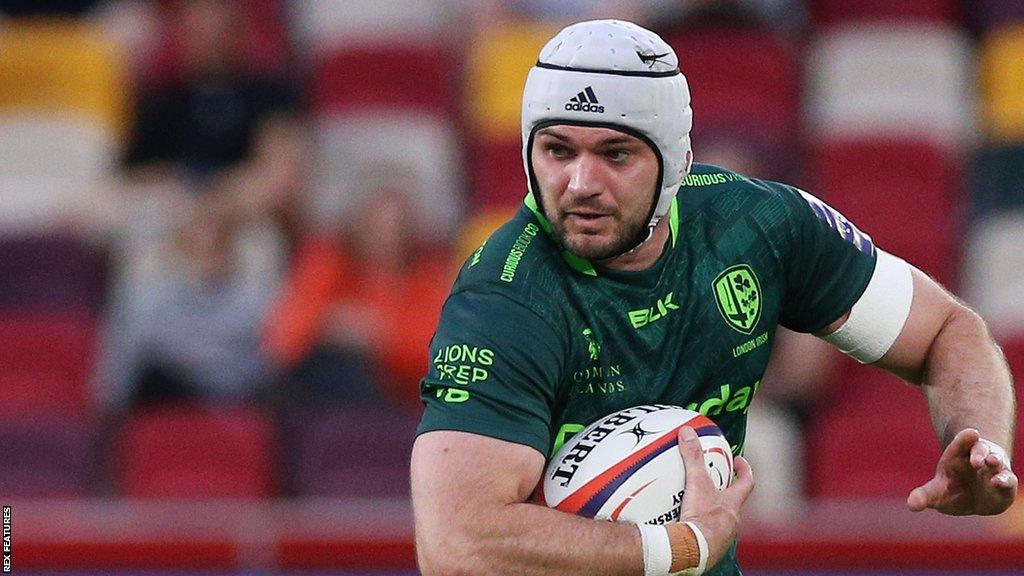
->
907, 428, 1018, 516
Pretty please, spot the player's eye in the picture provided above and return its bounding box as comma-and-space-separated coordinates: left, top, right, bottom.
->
545, 143, 572, 159
605, 149, 631, 162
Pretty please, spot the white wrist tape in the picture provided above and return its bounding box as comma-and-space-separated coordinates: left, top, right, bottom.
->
979, 438, 1013, 471
822, 249, 913, 364
683, 521, 709, 575
637, 524, 672, 576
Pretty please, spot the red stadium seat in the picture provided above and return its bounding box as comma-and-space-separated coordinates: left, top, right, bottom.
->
811, 0, 959, 27
294, 407, 418, 498
0, 312, 94, 418
806, 361, 940, 499
662, 28, 800, 146
812, 140, 963, 285
811, 336, 1024, 499
311, 42, 457, 115
0, 235, 107, 313
118, 406, 274, 499
0, 416, 94, 497
468, 136, 527, 209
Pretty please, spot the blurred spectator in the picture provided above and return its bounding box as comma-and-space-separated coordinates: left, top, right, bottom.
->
120, 0, 296, 199
207, 113, 311, 245
93, 0, 302, 413
96, 198, 276, 410
110, 0, 304, 294
263, 186, 455, 411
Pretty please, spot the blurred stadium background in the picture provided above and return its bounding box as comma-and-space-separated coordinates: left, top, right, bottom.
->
0, 0, 1022, 573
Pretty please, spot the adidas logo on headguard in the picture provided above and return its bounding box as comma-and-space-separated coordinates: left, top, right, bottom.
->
565, 86, 605, 113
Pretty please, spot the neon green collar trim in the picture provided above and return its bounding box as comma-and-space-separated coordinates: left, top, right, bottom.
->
524, 193, 554, 234
523, 193, 680, 277
669, 194, 680, 248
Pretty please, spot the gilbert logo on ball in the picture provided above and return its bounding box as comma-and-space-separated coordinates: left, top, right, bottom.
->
539, 405, 733, 525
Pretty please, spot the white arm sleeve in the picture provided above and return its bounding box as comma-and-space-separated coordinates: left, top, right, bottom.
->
821, 249, 914, 364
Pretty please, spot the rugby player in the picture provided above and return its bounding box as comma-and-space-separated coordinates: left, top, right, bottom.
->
411, 19, 1017, 576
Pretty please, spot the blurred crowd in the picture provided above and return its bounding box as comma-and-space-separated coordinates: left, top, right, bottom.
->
0, 0, 1021, 511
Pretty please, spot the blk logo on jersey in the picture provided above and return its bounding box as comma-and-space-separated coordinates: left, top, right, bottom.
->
713, 265, 762, 334
628, 292, 681, 329
565, 86, 604, 113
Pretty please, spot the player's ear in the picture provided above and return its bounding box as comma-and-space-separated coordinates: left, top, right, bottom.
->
684, 150, 693, 173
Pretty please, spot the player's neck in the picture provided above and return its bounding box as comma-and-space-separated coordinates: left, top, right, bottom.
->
597, 218, 671, 273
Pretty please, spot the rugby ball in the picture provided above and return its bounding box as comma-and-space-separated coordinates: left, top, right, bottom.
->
540, 405, 733, 525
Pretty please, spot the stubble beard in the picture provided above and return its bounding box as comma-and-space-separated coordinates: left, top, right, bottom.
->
554, 209, 649, 261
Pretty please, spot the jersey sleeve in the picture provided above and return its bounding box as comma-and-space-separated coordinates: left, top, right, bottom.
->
416, 288, 565, 456
770, 184, 878, 333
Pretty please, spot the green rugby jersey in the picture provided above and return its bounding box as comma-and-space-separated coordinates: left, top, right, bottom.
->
417, 164, 878, 575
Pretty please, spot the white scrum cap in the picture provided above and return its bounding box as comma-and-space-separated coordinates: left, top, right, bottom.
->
521, 19, 693, 245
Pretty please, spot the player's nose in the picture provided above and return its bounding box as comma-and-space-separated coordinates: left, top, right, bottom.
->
566, 153, 603, 199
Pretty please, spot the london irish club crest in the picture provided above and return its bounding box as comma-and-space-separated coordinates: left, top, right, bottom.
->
713, 264, 761, 334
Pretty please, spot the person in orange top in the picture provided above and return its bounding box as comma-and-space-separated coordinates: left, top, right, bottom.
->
263, 187, 455, 410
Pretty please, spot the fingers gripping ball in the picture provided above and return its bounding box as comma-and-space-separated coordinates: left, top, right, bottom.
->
540, 405, 733, 524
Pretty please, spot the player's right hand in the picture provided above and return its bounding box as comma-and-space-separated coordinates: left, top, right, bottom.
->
907, 428, 1018, 516
672, 426, 755, 570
